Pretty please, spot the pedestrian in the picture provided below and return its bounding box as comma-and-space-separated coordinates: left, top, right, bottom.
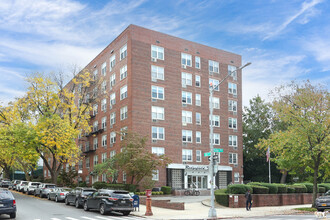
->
245, 189, 252, 211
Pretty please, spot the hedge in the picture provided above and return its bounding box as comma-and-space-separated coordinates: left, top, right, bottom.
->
227, 184, 253, 194
318, 187, 326, 193
250, 185, 269, 194
287, 187, 295, 193
273, 184, 287, 193
292, 184, 307, 193
161, 186, 172, 195
260, 183, 278, 194
319, 184, 330, 192
300, 183, 313, 193
92, 182, 137, 192
215, 189, 228, 207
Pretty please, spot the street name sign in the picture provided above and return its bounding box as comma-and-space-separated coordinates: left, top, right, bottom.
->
214, 148, 223, 153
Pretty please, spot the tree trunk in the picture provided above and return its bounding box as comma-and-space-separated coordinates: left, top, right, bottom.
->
280, 169, 288, 183
312, 164, 319, 208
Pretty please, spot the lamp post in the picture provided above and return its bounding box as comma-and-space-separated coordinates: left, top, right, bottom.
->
208, 62, 251, 218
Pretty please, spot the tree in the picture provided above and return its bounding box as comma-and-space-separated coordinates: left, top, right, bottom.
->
93, 157, 119, 183
243, 95, 284, 183
258, 81, 329, 207
115, 132, 171, 185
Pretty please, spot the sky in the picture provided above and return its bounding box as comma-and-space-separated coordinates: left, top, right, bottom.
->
0, 0, 329, 107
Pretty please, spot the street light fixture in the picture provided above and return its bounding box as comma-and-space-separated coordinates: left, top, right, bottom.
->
208, 62, 251, 218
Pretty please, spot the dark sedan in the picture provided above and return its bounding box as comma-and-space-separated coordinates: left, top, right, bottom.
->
65, 187, 96, 208
83, 189, 133, 215
0, 189, 16, 218
315, 190, 330, 212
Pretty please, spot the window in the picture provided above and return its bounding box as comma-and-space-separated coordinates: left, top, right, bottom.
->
152, 126, 164, 140
209, 78, 220, 91
152, 147, 165, 156
101, 117, 107, 129
85, 142, 90, 152
94, 155, 98, 165
120, 126, 127, 140
102, 174, 106, 182
210, 97, 220, 109
196, 131, 201, 143
210, 115, 220, 127
93, 104, 98, 116
152, 170, 159, 181
110, 132, 116, 144
234, 172, 240, 183
151, 65, 164, 80
92, 87, 98, 99
229, 153, 238, 164
101, 81, 107, 94
195, 94, 201, 106
229, 118, 237, 129
110, 150, 116, 158
101, 98, 107, 112
182, 110, 192, 124
182, 149, 192, 162
93, 69, 98, 81
182, 91, 192, 104
151, 45, 164, 60
196, 150, 201, 162
182, 130, 192, 142
152, 106, 164, 120
110, 73, 116, 87
181, 72, 192, 87
120, 85, 127, 100
110, 55, 116, 71
120, 106, 128, 120
93, 121, 98, 132
181, 53, 192, 66
78, 160, 83, 170
195, 56, 200, 69
102, 135, 107, 147
102, 153, 107, 163
86, 158, 90, 168
228, 83, 237, 95
209, 60, 219, 73
123, 171, 126, 183
195, 75, 201, 87
120, 65, 127, 80
212, 133, 220, 145
196, 112, 201, 125
110, 112, 116, 125
228, 65, 237, 79
120, 44, 127, 60
93, 138, 98, 149
110, 93, 116, 106
229, 135, 237, 147
101, 62, 106, 76
228, 100, 237, 112
151, 86, 164, 100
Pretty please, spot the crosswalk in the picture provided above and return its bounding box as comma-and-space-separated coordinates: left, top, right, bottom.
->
33, 215, 146, 220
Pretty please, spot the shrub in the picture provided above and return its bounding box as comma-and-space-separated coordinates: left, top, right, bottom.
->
78, 181, 87, 187
318, 187, 326, 193
287, 187, 295, 193
107, 184, 126, 190
93, 181, 108, 189
161, 186, 172, 195
250, 185, 269, 194
292, 184, 307, 193
247, 182, 262, 186
274, 184, 287, 193
259, 183, 278, 194
228, 184, 252, 194
125, 184, 137, 192
300, 183, 313, 193
159, 191, 164, 195
215, 189, 228, 207
319, 184, 330, 192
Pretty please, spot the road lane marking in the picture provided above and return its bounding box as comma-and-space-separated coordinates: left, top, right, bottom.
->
65, 217, 80, 220
81, 217, 97, 220
51, 218, 62, 220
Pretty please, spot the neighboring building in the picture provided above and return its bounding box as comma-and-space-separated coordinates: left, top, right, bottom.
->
46, 24, 243, 189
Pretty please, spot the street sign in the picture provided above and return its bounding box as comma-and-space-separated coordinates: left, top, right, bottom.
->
204, 152, 211, 157
214, 148, 223, 153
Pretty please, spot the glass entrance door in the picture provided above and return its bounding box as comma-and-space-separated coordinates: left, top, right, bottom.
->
187, 175, 208, 189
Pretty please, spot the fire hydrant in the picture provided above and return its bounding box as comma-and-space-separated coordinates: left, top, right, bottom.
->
145, 189, 153, 216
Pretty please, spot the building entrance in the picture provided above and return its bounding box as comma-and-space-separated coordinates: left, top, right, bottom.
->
187, 175, 208, 189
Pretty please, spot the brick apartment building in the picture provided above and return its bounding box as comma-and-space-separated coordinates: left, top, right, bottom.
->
48, 24, 244, 189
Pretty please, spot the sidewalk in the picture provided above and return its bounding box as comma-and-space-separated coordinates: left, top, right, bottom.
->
131, 199, 312, 219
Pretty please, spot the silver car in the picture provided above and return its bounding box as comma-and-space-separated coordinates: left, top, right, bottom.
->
34, 183, 56, 198
24, 182, 41, 195
48, 187, 71, 202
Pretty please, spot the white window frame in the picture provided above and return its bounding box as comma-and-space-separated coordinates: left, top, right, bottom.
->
181, 72, 192, 87
110, 112, 116, 125
228, 83, 237, 95
120, 106, 128, 120
210, 115, 220, 127
120, 44, 127, 60
196, 150, 202, 162
102, 135, 107, 147
110, 73, 116, 87
93, 69, 98, 81
152, 170, 159, 181
209, 78, 220, 91
182, 149, 193, 162
195, 56, 200, 69
181, 53, 192, 67
213, 133, 220, 145
195, 75, 201, 87
152, 126, 165, 140
94, 155, 98, 165
120, 65, 127, 80
152, 147, 165, 156
120, 126, 127, 140
110, 132, 116, 144
151, 65, 164, 80
102, 153, 107, 163
234, 172, 240, 183
196, 131, 201, 143
151, 86, 164, 100
229, 135, 238, 147
120, 85, 127, 100
86, 158, 90, 168
93, 104, 98, 116
93, 138, 98, 149
196, 112, 201, 125
152, 106, 164, 120
110, 93, 116, 106
101, 62, 106, 76
93, 121, 98, 132
151, 45, 164, 60
195, 94, 201, 106
110, 55, 116, 71
211, 97, 220, 109
101, 116, 107, 129
228, 65, 237, 79
229, 117, 237, 129
182, 91, 192, 104
229, 153, 238, 164
209, 60, 219, 73
182, 110, 192, 124
228, 100, 237, 112
101, 98, 107, 112
110, 150, 116, 158
182, 130, 193, 143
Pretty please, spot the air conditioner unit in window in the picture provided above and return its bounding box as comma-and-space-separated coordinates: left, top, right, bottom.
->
182, 122, 187, 126
182, 64, 187, 69
151, 57, 157, 62
182, 103, 187, 107
152, 119, 157, 122
152, 139, 157, 143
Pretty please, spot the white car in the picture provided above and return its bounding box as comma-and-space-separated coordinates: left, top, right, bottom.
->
24, 182, 41, 195
18, 181, 29, 192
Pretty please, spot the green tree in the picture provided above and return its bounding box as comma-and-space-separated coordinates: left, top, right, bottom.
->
93, 157, 119, 183
258, 81, 329, 207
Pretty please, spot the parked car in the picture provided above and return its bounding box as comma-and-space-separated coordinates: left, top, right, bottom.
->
48, 187, 71, 202
24, 182, 41, 195
83, 189, 133, 215
315, 190, 330, 212
0, 189, 16, 218
65, 187, 96, 208
0, 181, 11, 188
10, 180, 21, 191
17, 181, 29, 192
34, 183, 56, 198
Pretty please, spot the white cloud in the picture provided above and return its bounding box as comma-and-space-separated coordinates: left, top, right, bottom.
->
304, 38, 330, 71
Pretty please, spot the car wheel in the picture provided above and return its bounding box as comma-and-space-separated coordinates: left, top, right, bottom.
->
317, 209, 324, 212
55, 196, 58, 202
10, 212, 16, 218
75, 199, 81, 208
65, 197, 70, 205
39, 193, 43, 198
83, 201, 89, 211
99, 204, 107, 215
122, 211, 130, 216
47, 194, 51, 200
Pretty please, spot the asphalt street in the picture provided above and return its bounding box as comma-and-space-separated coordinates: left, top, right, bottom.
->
229, 214, 323, 220
3, 191, 143, 220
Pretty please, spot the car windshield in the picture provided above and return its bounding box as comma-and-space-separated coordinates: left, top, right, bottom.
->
82, 190, 95, 195
62, 188, 71, 192
0, 191, 13, 200
112, 191, 131, 198
46, 185, 55, 188
31, 183, 40, 186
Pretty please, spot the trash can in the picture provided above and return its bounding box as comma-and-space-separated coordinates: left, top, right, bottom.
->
132, 194, 140, 211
